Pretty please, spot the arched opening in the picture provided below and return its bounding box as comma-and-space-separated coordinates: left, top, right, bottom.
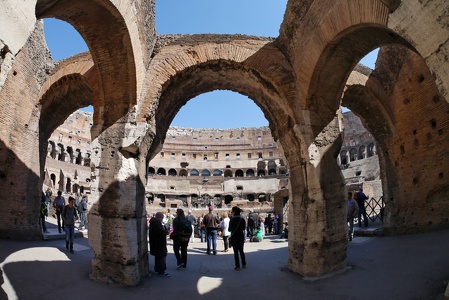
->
235, 169, 244, 177
224, 169, 233, 177
247, 194, 255, 201
179, 169, 188, 177
190, 169, 199, 176
258, 170, 266, 176
246, 169, 255, 177
168, 168, 177, 176
213, 169, 222, 176
157, 168, 166, 176
148, 167, 155, 175
201, 169, 211, 177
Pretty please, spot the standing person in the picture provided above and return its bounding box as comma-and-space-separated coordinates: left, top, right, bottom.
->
53, 191, 66, 233
240, 209, 248, 242
78, 194, 88, 231
202, 206, 220, 255
198, 214, 205, 243
172, 208, 192, 269
247, 209, 258, 239
273, 212, 280, 235
356, 188, 369, 228
149, 212, 170, 277
220, 212, 230, 252
264, 213, 273, 235
40, 192, 49, 233
45, 188, 52, 219
229, 206, 246, 271
62, 197, 78, 253
186, 210, 197, 243
347, 192, 359, 241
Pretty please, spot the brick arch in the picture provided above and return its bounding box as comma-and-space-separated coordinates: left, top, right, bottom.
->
38, 53, 96, 141
280, 0, 413, 136
36, 0, 138, 129
138, 36, 302, 157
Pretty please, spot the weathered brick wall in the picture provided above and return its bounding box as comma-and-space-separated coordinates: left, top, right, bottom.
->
385, 50, 449, 232
0, 21, 54, 239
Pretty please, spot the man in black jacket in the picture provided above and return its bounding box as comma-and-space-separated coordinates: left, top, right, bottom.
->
149, 212, 170, 277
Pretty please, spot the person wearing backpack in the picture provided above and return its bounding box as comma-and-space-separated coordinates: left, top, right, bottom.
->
172, 208, 192, 269
347, 192, 359, 241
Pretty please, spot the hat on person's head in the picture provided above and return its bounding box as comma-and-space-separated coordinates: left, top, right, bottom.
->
209, 205, 214, 211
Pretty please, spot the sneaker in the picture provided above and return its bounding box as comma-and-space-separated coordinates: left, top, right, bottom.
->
234, 267, 240, 271
176, 263, 184, 270
158, 273, 170, 278
213, 252, 217, 255
242, 265, 246, 269
70, 249, 74, 253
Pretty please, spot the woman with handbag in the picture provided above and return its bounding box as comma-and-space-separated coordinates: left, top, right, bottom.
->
228, 206, 246, 271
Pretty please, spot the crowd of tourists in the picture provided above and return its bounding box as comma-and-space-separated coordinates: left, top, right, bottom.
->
39, 189, 89, 253
147, 206, 283, 277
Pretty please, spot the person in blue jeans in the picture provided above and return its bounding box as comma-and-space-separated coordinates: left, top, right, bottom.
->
202, 206, 220, 255
62, 197, 78, 253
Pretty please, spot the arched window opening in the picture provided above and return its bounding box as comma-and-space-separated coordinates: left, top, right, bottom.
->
247, 194, 255, 201
246, 169, 255, 177
224, 169, 233, 177
213, 169, 222, 176
358, 145, 366, 160
349, 148, 358, 162
50, 174, 56, 187
157, 168, 166, 175
168, 168, 177, 176
258, 170, 266, 176
148, 167, 155, 175
259, 194, 267, 202
190, 169, 199, 176
235, 169, 244, 177
179, 169, 188, 177
268, 169, 276, 175
202, 169, 211, 177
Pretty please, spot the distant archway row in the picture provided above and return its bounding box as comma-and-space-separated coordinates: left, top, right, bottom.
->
148, 167, 288, 177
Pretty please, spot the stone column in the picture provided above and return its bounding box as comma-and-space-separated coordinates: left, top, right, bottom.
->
88, 120, 149, 286
284, 119, 347, 278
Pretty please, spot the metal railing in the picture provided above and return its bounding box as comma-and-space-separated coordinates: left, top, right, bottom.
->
365, 196, 384, 222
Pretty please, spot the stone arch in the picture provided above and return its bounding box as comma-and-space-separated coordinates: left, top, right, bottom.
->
179, 169, 188, 177
168, 168, 177, 176
201, 169, 211, 177
157, 168, 166, 176
340, 150, 348, 165
224, 195, 233, 205
36, 0, 141, 130
190, 169, 199, 176
235, 169, 244, 177
246, 169, 255, 177
247, 194, 255, 201
139, 36, 304, 159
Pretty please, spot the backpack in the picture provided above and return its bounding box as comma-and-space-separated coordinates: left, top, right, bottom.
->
178, 218, 192, 237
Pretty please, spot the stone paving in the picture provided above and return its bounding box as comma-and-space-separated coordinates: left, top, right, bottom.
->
0, 218, 448, 299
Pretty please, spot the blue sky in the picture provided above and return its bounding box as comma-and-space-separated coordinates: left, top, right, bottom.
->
44, 0, 377, 129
